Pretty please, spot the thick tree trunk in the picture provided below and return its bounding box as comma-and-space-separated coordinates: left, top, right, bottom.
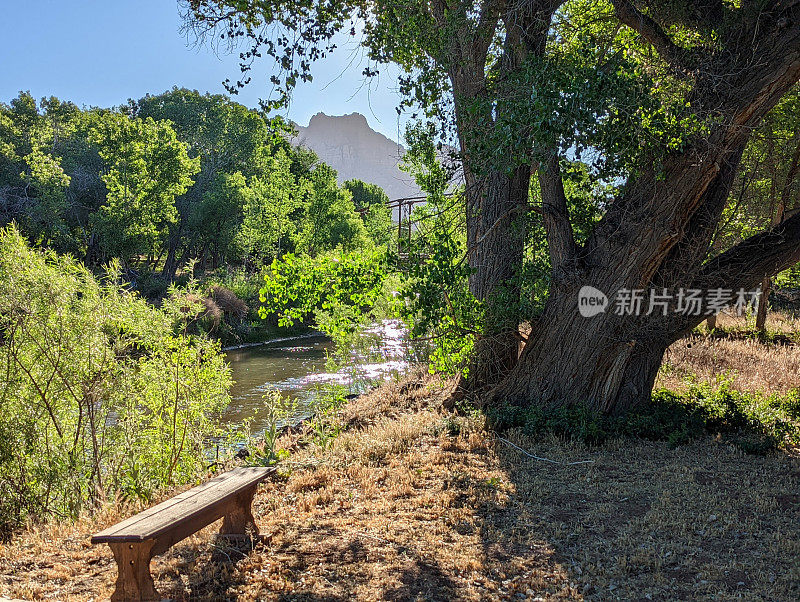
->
491, 206, 800, 413
466, 167, 529, 302
496, 306, 668, 415
463, 164, 531, 387
447, 1, 555, 389
489, 117, 800, 413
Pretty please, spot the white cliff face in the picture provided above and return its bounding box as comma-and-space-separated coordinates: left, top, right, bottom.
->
293, 112, 423, 206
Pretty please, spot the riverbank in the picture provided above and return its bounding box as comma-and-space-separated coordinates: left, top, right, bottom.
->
221, 331, 322, 352
2, 363, 799, 600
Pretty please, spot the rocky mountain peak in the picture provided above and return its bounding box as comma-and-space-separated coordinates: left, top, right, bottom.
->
292, 112, 422, 209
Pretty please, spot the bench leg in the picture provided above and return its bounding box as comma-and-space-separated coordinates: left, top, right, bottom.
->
108, 540, 159, 601
219, 485, 259, 537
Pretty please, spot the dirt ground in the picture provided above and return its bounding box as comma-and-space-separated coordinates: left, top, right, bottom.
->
2, 318, 800, 602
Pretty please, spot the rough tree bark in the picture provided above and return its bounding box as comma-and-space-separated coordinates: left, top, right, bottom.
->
461, 165, 531, 386
489, 0, 800, 414
445, 0, 563, 389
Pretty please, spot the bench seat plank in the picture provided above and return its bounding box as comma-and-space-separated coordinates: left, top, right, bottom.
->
92, 467, 274, 544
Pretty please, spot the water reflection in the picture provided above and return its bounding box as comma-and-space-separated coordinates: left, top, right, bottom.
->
223, 320, 409, 434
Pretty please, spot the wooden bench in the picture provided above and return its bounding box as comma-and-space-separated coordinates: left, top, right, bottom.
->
92, 466, 274, 601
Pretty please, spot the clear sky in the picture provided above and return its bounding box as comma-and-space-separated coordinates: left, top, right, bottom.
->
0, 0, 409, 141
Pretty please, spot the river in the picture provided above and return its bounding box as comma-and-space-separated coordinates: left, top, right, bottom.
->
222, 320, 410, 433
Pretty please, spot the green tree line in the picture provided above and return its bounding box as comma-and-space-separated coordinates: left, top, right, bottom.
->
0, 88, 393, 281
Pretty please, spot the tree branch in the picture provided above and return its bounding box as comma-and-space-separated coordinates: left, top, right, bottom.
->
611, 0, 693, 75
653, 142, 747, 288
669, 210, 800, 335
539, 153, 577, 278
474, 0, 501, 61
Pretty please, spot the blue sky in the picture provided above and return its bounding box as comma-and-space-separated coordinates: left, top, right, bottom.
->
0, 0, 408, 141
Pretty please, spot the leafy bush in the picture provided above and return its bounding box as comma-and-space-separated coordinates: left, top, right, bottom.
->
487, 381, 800, 453
241, 389, 295, 467
198, 270, 270, 344
0, 226, 232, 533
132, 269, 170, 300
397, 123, 481, 375
258, 250, 387, 342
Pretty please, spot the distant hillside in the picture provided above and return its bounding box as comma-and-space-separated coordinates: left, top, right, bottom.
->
292, 112, 423, 213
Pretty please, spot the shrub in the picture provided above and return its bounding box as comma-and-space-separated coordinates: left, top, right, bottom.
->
200, 271, 278, 344
259, 250, 387, 341
133, 269, 170, 300
174, 292, 223, 332
0, 226, 232, 534
487, 381, 800, 454
211, 285, 248, 321
208, 269, 263, 307
201, 296, 224, 330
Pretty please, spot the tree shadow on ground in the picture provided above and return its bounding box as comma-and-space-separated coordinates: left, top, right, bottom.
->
150, 390, 799, 601
157, 535, 257, 601
488, 429, 800, 600
268, 524, 458, 601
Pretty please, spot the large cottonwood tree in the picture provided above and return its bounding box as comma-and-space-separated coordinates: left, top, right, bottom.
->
490, 0, 800, 414
185, 0, 571, 385
186, 0, 800, 414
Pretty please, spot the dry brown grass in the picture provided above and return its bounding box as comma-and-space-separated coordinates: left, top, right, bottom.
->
211, 286, 248, 321
658, 311, 800, 395
703, 308, 800, 338
2, 352, 799, 600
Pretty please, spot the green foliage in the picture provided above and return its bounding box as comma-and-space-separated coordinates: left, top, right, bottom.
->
88, 113, 199, 262
237, 149, 299, 263
0, 93, 86, 252
133, 87, 277, 178
1, 89, 379, 287
192, 171, 250, 260
134, 88, 299, 269
306, 384, 348, 450
244, 389, 295, 466
0, 226, 232, 532
296, 165, 371, 256
19, 149, 72, 243
258, 250, 388, 340
397, 123, 480, 375
487, 381, 800, 453
713, 86, 800, 257
343, 179, 394, 248
774, 264, 800, 290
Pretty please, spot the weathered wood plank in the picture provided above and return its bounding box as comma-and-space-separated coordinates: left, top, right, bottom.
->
108, 540, 158, 601
93, 467, 274, 601
92, 467, 273, 543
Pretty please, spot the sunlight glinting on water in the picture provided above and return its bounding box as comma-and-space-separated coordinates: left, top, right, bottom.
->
223, 320, 410, 432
